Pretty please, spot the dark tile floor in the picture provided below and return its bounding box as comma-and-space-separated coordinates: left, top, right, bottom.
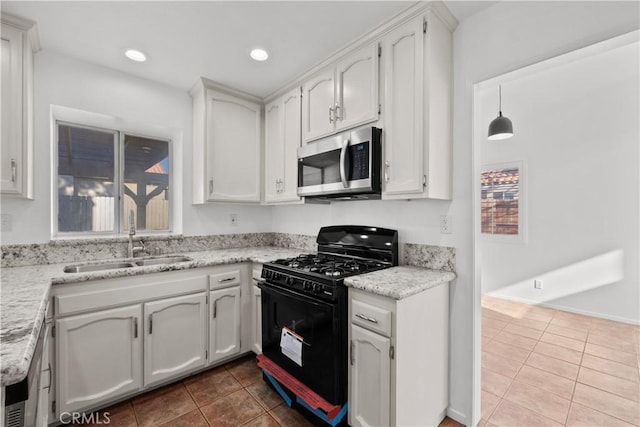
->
79, 354, 464, 426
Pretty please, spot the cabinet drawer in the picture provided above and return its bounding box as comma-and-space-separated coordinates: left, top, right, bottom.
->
209, 269, 242, 290
351, 299, 392, 337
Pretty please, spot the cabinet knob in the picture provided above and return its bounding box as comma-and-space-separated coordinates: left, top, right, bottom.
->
334, 103, 341, 121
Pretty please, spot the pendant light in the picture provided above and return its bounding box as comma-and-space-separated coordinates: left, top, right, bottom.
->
488, 85, 514, 140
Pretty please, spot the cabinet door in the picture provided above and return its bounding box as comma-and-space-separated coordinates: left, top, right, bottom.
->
382, 17, 425, 196
335, 43, 379, 131
56, 305, 142, 414
349, 324, 390, 427
144, 292, 207, 387
36, 322, 51, 426
301, 67, 335, 143
251, 285, 262, 354
1, 24, 24, 195
209, 286, 241, 363
264, 99, 283, 203
206, 90, 261, 202
280, 88, 302, 201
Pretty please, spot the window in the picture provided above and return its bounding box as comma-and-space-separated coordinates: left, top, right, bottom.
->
481, 162, 524, 238
57, 122, 170, 235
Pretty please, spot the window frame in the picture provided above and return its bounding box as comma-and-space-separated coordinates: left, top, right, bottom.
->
53, 118, 173, 238
480, 160, 527, 244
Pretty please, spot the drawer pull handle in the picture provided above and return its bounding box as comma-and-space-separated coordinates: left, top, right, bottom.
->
133, 317, 138, 338
10, 159, 17, 182
350, 340, 355, 365
219, 277, 236, 283
355, 313, 378, 324
213, 300, 217, 319
149, 314, 153, 334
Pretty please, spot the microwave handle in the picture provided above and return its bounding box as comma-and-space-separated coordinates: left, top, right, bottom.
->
339, 139, 349, 188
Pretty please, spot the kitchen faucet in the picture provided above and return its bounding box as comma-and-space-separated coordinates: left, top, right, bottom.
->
128, 209, 146, 258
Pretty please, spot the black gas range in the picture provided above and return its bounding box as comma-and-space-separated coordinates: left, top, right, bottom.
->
258, 225, 398, 416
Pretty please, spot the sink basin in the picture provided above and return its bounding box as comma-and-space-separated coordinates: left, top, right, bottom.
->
134, 256, 193, 266
63, 261, 135, 273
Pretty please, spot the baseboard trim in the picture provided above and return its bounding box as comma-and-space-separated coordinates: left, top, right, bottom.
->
486, 292, 640, 325
446, 406, 467, 426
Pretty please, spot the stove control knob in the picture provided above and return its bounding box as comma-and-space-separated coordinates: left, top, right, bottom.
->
312, 284, 322, 293
285, 277, 294, 286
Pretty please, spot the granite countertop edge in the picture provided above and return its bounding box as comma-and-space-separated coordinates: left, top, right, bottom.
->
1, 248, 455, 386
344, 266, 456, 300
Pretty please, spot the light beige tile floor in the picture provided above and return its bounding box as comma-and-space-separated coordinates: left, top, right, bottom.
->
481, 295, 640, 427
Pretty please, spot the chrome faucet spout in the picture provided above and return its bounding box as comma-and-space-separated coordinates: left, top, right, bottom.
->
127, 210, 144, 257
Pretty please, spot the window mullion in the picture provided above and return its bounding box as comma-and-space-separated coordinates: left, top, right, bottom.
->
117, 131, 124, 234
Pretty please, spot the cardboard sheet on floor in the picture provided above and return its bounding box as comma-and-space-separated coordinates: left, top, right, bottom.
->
256, 354, 341, 420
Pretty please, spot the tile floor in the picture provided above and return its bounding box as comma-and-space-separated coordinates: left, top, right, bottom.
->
481, 295, 640, 427
79, 353, 463, 427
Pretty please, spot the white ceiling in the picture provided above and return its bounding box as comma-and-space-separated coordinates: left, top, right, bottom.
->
3, 1, 497, 98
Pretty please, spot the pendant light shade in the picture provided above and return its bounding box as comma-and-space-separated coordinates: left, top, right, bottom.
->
488, 85, 514, 140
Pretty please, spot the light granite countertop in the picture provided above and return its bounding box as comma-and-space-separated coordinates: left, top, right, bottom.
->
344, 266, 456, 300
0, 246, 303, 387
1, 247, 455, 387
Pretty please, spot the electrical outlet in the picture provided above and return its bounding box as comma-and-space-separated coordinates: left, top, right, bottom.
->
440, 215, 452, 234
230, 214, 238, 226
0, 214, 12, 232
534, 279, 544, 290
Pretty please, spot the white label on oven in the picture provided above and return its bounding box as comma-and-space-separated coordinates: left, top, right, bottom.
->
280, 327, 303, 367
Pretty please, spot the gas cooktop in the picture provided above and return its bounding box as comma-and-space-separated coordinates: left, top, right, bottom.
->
270, 253, 389, 279
261, 225, 399, 302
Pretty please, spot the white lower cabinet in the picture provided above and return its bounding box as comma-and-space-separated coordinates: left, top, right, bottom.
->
209, 286, 241, 364
56, 304, 142, 414
51, 264, 256, 419
350, 324, 390, 427
144, 292, 207, 387
349, 283, 450, 427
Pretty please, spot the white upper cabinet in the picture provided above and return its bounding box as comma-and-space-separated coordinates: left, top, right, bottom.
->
302, 42, 379, 143
191, 78, 262, 204
301, 67, 336, 142
335, 43, 379, 132
382, 17, 424, 196
1, 13, 39, 199
381, 8, 454, 200
264, 87, 301, 203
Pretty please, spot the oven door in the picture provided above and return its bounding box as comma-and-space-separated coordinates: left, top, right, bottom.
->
297, 127, 380, 198
259, 282, 346, 405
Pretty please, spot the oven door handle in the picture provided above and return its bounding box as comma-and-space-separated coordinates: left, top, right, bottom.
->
258, 281, 334, 309
339, 139, 349, 189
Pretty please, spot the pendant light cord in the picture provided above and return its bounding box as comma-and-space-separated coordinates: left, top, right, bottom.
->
499, 84, 503, 116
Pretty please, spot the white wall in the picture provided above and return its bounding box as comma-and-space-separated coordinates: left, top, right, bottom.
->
459, 1, 639, 424
0, 50, 271, 244
477, 35, 639, 323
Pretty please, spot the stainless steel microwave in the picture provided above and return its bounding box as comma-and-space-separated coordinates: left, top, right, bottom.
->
297, 127, 381, 200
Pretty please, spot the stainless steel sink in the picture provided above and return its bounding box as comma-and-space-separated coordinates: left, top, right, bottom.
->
134, 256, 193, 266
63, 261, 136, 273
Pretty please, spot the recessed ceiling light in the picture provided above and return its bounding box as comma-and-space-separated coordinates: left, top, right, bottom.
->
250, 48, 269, 61
125, 49, 147, 62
